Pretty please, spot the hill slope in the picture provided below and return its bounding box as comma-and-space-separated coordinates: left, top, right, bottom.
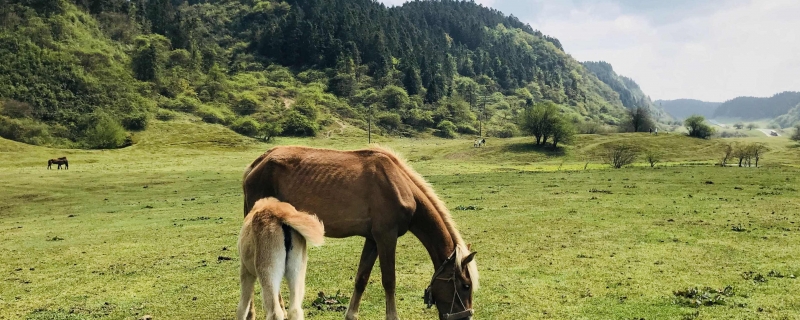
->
582, 61, 670, 121
712, 91, 800, 120
1, 0, 654, 148
655, 99, 721, 120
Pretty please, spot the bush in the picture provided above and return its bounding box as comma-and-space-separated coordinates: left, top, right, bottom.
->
231, 117, 260, 136
0, 100, 34, 118
487, 123, 518, 138
457, 123, 478, 135
122, 112, 149, 131
685, 115, 714, 139
282, 110, 318, 137
233, 93, 260, 115
644, 150, 663, 168
84, 116, 128, 149
196, 105, 231, 124
259, 121, 283, 142
403, 108, 434, 130
436, 120, 458, 138
604, 143, 638, 169
792, 124, 800, 142
156, 109, 177, 121
377, 112, 402, 132
0, 116, 52, 145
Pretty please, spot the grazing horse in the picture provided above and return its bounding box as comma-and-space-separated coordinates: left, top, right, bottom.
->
473, 139, 485, 148
237, 197, 324, 320
47, 157, 68, 170
243, 146, 479, 320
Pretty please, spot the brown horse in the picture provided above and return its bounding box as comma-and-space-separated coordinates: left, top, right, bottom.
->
47, 157, 68, 170
243, 146, 479, 320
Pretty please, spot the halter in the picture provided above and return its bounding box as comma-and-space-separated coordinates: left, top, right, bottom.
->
423, 251, 474, 320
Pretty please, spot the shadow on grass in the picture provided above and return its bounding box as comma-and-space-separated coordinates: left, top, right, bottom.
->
501, 142, 566, 157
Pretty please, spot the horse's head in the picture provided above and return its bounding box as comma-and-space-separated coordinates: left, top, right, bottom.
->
424, 247, 477, 320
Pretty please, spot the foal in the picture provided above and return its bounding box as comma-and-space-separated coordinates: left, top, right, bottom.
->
237, 198, 324, 320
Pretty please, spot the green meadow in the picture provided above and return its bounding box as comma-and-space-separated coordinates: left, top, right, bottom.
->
2, 120, 800, 320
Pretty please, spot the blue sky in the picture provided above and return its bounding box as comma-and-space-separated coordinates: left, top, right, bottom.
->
379, 0, 800, 102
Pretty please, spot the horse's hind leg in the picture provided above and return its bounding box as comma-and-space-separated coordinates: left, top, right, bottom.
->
236, 267, 257, 320
285, 232, 308, 320
345, 238, 378, 320
257, 237, 286, 320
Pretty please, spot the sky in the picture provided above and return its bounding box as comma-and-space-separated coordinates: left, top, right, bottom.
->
379, 0, 800, 102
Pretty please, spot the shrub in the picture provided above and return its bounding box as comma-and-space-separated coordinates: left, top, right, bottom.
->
156, 109, 177, 121
457, 123, 478, 135
487, 123, 518, 138
231, 117, 260, 136
259, 121, 283, 142
282, 110, 318, 137
644, 150, 663, 168
685, 115, 714, 139
403, 108, 434, 129
377, 112, 402, 132
84, 116, 128, 149
604, 143, 638, 168
792, 124, 800, 142
196, 105, 231, 125
233, 93, 260, 115
436, 120, 457, 138
0, 100, 34, 118
122, 112, 148, 131
0, 116, 52, 145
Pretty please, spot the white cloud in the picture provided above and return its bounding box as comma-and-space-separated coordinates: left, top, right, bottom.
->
523, 0, 800, 101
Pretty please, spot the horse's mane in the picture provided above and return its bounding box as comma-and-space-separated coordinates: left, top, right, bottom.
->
370, 145, 479, 289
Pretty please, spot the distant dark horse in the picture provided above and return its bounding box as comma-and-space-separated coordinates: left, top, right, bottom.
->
47, 157, 68, 170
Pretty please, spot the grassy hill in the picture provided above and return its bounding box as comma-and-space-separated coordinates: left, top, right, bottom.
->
1, 0, 658, 149
2, 121, 800, 319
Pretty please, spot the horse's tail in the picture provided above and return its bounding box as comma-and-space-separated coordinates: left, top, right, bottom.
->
251, 198, 325, 247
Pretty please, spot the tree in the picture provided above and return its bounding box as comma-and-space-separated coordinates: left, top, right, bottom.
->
644, 149, 663, 168
520, 101, 559, 145
733, 143, 749, 167
719, 143, 734, 167
733, 122, 744, 130
746, 123, 757, 130
751, 143, 767, 167
260, 121, 283, 142
604, 143, 638, 169
550, 118, 575, 149
627, 107, 654, 132
685, 115, 714, 139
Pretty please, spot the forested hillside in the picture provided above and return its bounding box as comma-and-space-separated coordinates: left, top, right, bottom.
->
1, 0, 647, 148
712, 91, 800, 120
582, 61, 669, 121
655, 99, 720, 120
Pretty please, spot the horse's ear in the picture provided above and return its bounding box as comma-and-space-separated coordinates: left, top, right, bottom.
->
462, 252, 477, 265
466, 243, 471, 251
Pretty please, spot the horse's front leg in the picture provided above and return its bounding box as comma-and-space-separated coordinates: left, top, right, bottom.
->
375, 232, 399, 320
345, 238, 378, 320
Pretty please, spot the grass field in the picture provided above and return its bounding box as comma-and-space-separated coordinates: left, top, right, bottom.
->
2, 119, 800, 320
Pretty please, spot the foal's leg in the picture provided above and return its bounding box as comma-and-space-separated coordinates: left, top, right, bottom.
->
345, 238, 378, 320
285, 233, 308, 320
258, 241, 287, 320
375, 232, 399, 320
236, 267, 257, 320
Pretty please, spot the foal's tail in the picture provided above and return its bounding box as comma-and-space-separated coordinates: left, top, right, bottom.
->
253, 198, 325, 246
